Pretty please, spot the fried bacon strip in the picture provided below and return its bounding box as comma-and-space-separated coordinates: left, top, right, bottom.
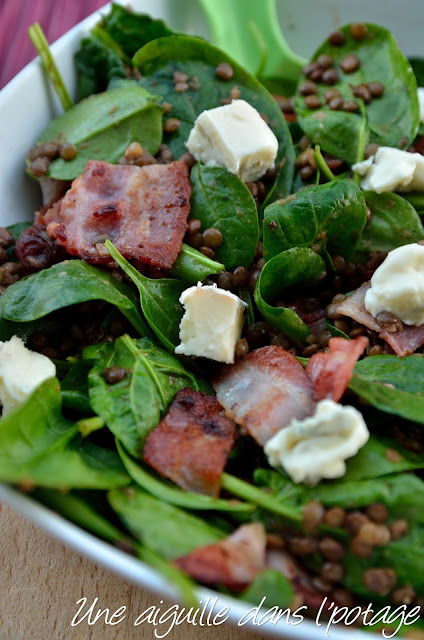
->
306, 336, 369, 402
143, 389, 236, 497
213, 346, 316, 446
46, 159, 191, 268
336, 283, 424, 356
174, 523, 266, 590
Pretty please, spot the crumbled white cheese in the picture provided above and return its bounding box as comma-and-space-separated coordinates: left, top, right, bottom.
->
175, 282, 246, 363
264, 399, 369, 486
365, 243, 424, 326
418, 87, 424, 123
352, 146, 424, 193
0, 336, 56, 416
186, 99, 278, 183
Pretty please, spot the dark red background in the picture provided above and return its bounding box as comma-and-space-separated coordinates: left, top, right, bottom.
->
0, 0, 108, 89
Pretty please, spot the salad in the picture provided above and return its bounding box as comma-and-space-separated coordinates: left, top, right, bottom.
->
2, 2, 424, 634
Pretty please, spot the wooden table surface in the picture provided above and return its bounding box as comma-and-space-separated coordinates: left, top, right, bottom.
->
0, 500, 271, 640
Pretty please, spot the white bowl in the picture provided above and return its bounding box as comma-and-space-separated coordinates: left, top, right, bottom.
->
0, 1, 421, 637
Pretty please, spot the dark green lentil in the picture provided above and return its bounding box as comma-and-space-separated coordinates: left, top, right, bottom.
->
299, 80, 318, 96
329, 96, 344, 110
202, 227, 223, 249
340, 53, 361, 73
304, 95, 321, 109
350, 22, 368, 40
322, 68, 339, 85
328, 30, 346, 46
215, 62, 234, 80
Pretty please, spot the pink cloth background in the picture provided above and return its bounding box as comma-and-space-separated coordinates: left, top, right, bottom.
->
0, 0, 108, 89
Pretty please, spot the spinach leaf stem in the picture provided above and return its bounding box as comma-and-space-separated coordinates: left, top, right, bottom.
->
28, 22, 74, 111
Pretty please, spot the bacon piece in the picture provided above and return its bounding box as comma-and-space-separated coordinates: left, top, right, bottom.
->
213, 346, 316, 446
336, 283, 424, 356
174, 523, 266, 590
306, 336, 369, 402
380, 325, 424, 357
335, 283, 380, 333
46, 160, 191, 269
143, 389, 236, 497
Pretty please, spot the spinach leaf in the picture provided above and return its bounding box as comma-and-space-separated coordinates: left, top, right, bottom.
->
350, 355, 424, 423
342, 435, 424, 482
169, 243, 224, 284
0, 378, 74, 480
36, 488, 134, 546
36, 84, 162, 180
254, 469, 424, 523
134, 35, 295, 204
239, 569, 294, 609
0, 378, 129, 489
88, 335, 201, 456
117, 440, 255, 513
295, 24, 419, 165
100, 3, 175, 59
254, 247, 327, 341
410, 57, 424, 86
190, 165, 259, 269
0, 259, 149, 338
221, 473, 301, 524
25, 436, 130, 490
263, 180, 368, 263
106, 241, 185, 350
60, 359, 93, 414
354, 191, 424, 262
74, 35, 127, 101
108, 486, 225, 560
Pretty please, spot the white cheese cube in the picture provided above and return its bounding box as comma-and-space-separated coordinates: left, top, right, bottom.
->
175, 282, 246, 363
0, 336, 56, 416
418, 87, 424, 123
352, 147, 416, 193
186, 99, 278, 183
264, 399, 369, 486
365, 243, 424, 326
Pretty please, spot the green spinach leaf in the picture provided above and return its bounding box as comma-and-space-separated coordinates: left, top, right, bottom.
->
36, 84, 162, 180
169, 243, 224, 284
263, 180, 368, 262
0, 378, 129, 489
117, 440, 254, 513
36, 488, 134, 546
255, 469, 424, 523
88, 336, 201, 456
105, 241, 185, 350
254, 247, 327, 341
410, 57, 424, 86
100, 3, 175, 59
134, 35, 295, 204
295, 24, 419, 165
0, 259, 149, 338
25, 436, 130, 490
108, 486, 225, 559
60, 359, 93, 414
350, 355, 424, 423
239, 569, 294, 609
190, 165, 259, 270
74, 35, 127, 101
354, 191, 424, 262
